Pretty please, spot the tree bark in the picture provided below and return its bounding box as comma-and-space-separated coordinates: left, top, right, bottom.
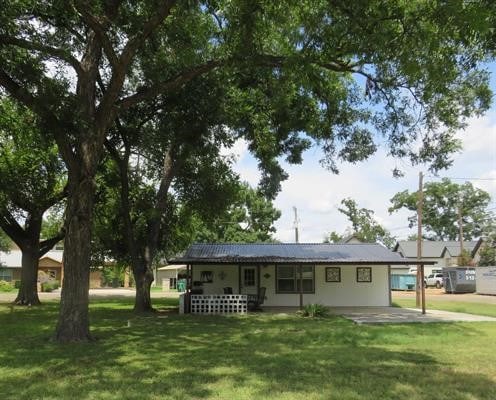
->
133, 262, 155, 313
14, 242, 41, 306
54, 174, 94, 342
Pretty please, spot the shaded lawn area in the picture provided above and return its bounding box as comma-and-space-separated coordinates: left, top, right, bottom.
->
1, 299, 495, 400
393, 298, 496, 318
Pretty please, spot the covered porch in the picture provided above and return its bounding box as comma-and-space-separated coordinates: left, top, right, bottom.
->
170, 243, 432, 315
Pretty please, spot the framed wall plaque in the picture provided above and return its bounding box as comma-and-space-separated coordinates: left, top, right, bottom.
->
325, 267, 341, 282
356, 267, 372, 282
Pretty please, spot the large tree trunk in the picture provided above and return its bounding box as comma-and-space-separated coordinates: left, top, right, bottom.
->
14, 243, 41, 305
13, 214, 43, 306
133, 262, 154, 313
54, 175, 94, 342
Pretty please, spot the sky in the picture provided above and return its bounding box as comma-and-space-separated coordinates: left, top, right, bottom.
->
224, 69, 496, 243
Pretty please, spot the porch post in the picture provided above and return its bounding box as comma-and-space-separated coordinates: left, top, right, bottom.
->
299, 264, 303, 309
388, 265, 392, 306
420, 263, 426, 314
186, 264, 191, 314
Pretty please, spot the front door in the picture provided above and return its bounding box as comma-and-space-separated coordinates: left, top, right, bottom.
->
240, 266, 258, 296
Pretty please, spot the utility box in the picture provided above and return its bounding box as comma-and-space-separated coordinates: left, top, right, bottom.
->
476, 267, 496, 295
390, 274, 416, 291
444, 267, 476, 293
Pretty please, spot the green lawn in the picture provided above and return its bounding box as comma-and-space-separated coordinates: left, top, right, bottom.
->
1, 299, 496, 400
393, 298, 496, 318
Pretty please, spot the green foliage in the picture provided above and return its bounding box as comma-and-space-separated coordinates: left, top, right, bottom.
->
458, 249, 473, 266
298, 303, 329, 318
326, 198, 396, 248
1, 1, 494, 191
389, 178, 492, 240
479, 234, 496, 266
0, 99, 66, 213
41, 208, 65, 243
41, 280, 59, 293
0, 280, 15, 292
0, 228, 10, 253
191, 183, 281, 243
100, 265, 127, 288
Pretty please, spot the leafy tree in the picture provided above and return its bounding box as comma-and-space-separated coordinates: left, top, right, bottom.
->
41, 206, 65, 244
479, 234, 496, 266
0, 99, 66, 305
325, 198, 396, 248
0, 228, 10, 253
192, 183, 281, 243
389, 178, 492, 240
1, 1, 494, 341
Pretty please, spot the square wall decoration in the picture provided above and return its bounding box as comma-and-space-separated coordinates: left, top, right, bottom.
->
356, 267, 372, 282
325, 267, 341, 282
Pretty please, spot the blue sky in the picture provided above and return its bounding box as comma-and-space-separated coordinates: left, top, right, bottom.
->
226, 66, 496, 243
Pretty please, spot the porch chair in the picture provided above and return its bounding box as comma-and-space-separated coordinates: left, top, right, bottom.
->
247, 287, 266, 311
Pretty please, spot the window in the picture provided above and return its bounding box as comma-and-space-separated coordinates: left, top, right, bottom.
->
357, 267, 372, 282
0, 268, 13, 282
276, 265, 314, 293
325, 267, 341, 282
244, 268, 255, 286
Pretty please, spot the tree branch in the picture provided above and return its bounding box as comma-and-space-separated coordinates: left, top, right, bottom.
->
96, 0, 177, 124
39, 230, 65, 257
0, 210, 27, 248
0, 69, 78, 171
118, 60, 222, 109
73, 2, 119, 68
0, 35, 83, 76
119, 0, 177, 67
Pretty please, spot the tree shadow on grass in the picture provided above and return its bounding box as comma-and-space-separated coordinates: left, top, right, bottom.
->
0, 308, 495, 399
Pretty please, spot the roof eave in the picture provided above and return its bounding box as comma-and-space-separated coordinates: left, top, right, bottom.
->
169, 258, 436, 265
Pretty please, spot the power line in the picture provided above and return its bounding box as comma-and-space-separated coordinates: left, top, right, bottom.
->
427, 175, 496, 181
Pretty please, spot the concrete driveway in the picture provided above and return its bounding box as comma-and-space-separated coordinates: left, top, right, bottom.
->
330, 306, 496, 324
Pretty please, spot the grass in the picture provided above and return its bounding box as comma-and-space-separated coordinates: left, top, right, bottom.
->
393, 298, 496, 318
1, 299, 496, 400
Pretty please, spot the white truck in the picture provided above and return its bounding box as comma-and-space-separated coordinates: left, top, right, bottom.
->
425, 271, 444, 288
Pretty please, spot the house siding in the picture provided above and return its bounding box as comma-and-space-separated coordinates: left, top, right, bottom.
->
192, 264, 240, 294
192, 263, 390, 307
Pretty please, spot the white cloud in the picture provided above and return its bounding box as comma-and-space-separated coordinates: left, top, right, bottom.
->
228, 112, 496, 243
219, 138, 249, 162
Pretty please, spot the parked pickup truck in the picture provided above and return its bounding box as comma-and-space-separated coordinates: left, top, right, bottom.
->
425, 273, 444, 288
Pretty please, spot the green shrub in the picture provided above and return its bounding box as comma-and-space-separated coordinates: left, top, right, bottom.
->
298, 303, 329, 318
14, 280, 21, 289
41, 280, 60, 292
0, 280, 15, 292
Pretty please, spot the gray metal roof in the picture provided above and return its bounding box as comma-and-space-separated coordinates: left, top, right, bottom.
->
394, 241, 478, 258
169, 243, 432, 265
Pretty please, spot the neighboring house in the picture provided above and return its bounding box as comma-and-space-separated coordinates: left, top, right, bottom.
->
392, 240, 479, 275
471, 237, 490, 266
170, 243, 428, 309
339, 234, 364, 244
156, 265, 187, 290
0, 248, 64, 283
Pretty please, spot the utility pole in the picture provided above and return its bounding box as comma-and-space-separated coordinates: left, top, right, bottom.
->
293, 206, 299, 243
416, 172, 423, 309
458, 205, 464, 256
